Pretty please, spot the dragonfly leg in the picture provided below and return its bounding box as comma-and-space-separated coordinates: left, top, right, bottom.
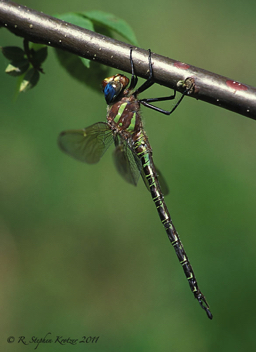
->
140, 77, 195, 115
128, 48, 138, 90
134, 49, 155, 95
132, 49, 194, 115
140, 92, 186, 116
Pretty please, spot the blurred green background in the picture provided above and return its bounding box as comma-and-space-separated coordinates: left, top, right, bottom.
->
1, 0, 256, 351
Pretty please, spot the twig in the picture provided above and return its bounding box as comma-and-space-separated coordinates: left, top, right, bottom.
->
0, 0, 256, 118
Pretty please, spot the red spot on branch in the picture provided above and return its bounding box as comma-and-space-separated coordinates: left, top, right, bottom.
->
174, 62, 190, 70
226, 80, 247, 91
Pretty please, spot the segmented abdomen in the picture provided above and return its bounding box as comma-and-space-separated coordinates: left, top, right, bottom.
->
133, 131, 212, 318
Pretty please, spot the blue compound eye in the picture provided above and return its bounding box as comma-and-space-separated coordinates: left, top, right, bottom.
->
104, 81, 124, 104
104, 83, 116, 104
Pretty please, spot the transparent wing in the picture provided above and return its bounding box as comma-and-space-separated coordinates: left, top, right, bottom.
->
113, 136, 141, 186
113, 135, 169, 194
155, 167, 169, 196
58, 122, 113, 164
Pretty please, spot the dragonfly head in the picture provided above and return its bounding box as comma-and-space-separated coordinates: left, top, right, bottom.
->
102, 74, 129, 105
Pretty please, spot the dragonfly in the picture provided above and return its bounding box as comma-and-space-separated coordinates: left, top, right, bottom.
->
58, 48, 212, 320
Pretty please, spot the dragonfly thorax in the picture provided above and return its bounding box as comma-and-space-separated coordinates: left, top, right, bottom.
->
102, 74, 130, 105
107, 94, 142, 136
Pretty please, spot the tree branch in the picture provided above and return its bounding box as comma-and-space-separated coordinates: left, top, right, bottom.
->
1, 0, 256, 119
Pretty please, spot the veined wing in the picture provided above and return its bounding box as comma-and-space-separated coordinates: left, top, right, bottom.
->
58, 122, 113, 164
156, 167, 169, 196
113, 135, 141, 186
113, 134, 169, 195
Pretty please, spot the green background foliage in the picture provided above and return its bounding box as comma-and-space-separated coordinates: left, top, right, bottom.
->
1, 0, 256, 351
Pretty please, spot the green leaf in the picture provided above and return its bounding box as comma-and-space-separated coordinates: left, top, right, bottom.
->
53, 11, 137, 90
19, 68, 40, 92
54, 12, 94, 69
55, 12, 94, 31
1, 46, 25, 61
79, 57, 90, 68
54, 48, 110, 92
82, 11, 139, 46
5, 59, 29, 76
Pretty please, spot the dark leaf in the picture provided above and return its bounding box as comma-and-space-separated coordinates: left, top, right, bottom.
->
5, 59, 29, 76
54, 48, 110, 92
1, 46, 25, 61
19, 68, 40, 92
31, 46, 48, 66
